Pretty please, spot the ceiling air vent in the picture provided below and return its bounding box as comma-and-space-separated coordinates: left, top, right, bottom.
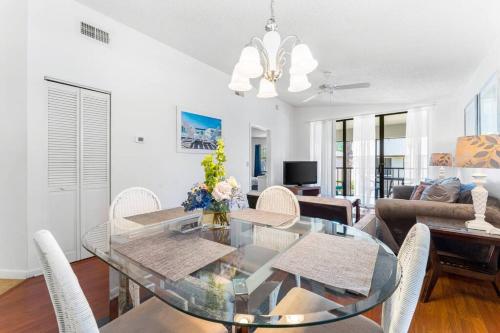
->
80, 22, 110, 44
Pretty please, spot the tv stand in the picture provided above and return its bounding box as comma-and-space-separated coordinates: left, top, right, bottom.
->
285, 185, 320, 196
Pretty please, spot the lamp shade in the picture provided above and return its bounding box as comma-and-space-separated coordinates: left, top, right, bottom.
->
429, 153, 452, 167
288, 74, 311, 92
290, 44, 318, 75
236, 46, 263, 78
257, 78, 277, 98
228, 66, 252, 92
455, 135, 500, 168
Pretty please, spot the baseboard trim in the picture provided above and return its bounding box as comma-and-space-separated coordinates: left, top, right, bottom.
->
0, 267, 43, 279
0, 269, 29, 279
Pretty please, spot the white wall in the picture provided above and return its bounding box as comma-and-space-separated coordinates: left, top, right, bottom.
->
429, 40, 500, 197
20, 0, 294, 273
0, 0, 28, 278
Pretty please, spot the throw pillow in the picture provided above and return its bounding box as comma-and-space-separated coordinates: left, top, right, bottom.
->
460, 182, 476, 192
410, 184, 429, 200
420, 177, 461, 203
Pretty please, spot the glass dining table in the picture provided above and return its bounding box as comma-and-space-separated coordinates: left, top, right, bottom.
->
82, 213, 400, 331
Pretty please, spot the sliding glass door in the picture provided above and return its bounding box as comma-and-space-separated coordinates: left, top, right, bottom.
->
376, 112, 407, 198
335, 119, 354, 196
335, 112, 407, 198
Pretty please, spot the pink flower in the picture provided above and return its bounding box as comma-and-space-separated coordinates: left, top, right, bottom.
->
212, 181, 232, 202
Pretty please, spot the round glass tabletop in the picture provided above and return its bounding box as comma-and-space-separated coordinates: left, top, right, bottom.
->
83, 216, 400, 328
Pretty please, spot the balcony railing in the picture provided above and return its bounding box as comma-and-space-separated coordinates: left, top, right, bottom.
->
336, 167, 405, 198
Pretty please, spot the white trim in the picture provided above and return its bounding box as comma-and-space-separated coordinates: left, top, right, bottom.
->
249, 123, 272, 191
0, 269, 29, 279
0, 267, 41, 279
44, 76, 111, 95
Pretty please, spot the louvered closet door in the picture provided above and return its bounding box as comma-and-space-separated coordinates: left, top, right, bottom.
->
48, 82, 80, 261
80, 89, 110, 259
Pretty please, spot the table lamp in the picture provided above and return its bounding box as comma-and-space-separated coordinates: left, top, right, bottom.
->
429, 153, 452, 179
455, 135, 500, 234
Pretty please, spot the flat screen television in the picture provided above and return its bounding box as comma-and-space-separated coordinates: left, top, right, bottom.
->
283, 161, 318, 186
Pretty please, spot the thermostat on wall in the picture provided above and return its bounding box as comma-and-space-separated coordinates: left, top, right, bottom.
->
135, 136, 145, 143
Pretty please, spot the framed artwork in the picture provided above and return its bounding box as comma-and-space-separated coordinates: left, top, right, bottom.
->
176, 106, 222, 153
464, 95, 478, 135
478, 73, 500, 134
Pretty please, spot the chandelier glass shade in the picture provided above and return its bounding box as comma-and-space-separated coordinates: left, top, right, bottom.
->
257, 78, 278, 98
228, 0, 318, 98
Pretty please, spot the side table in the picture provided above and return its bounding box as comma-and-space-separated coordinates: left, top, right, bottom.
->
417, 216, 500, 302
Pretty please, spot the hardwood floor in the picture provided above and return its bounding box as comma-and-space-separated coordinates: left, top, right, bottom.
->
0, 258, 109, 333
0, 279, 23, 296
0, 257, 498, 332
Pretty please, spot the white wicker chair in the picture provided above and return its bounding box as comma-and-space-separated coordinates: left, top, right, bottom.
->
256, 186, 300, 228
109, 187, 161, 221
255, 223, 430, 333
34, 230, 227, 333
109, 187, 162, 308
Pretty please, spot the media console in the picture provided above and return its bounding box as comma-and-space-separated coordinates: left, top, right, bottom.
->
284, 185, 321, 196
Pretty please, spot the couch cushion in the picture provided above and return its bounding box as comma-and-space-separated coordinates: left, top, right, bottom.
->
375, 198, 500, 263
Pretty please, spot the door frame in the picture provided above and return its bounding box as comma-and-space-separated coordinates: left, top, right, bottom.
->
249, 124, 271, 192
45, 77, 111, 261
375, 111, 407, 199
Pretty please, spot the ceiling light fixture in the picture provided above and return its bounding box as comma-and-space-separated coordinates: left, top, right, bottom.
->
228, 0, 318, 98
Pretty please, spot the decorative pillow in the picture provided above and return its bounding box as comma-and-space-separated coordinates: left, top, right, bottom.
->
410, 184, 429, 200
420, 177, 461, 203
460, 182, 476, 192
436, 177, 460, 185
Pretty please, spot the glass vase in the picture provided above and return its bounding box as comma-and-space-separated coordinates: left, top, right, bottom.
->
200, 209, 230, 229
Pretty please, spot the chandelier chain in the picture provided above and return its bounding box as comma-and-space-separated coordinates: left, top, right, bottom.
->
270, 0, 275, 19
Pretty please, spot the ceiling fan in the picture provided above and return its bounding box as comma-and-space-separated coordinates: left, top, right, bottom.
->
302, 71, 370, 104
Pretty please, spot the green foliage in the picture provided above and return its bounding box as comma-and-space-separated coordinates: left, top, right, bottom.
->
201, 138, 227, 192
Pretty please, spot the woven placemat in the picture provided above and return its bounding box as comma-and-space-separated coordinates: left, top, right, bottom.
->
272, 232, 379, 296
126, 207, 200, 226
113, 231, 235, 282
231, 208, 297, 227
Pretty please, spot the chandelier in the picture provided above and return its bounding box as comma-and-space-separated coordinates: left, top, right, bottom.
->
228, 0, 318, 98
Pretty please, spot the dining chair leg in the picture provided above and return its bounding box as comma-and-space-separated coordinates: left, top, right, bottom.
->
421, 239, 440, 302
233, 325, 249, 333
118, 272, 130, 316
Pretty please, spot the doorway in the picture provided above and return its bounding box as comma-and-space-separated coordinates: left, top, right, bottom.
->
249, 125, 271, 192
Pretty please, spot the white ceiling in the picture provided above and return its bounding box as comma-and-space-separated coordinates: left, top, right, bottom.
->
77, 0, 500, 107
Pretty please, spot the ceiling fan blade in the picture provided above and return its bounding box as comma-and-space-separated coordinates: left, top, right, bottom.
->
334, 82, 370, 90
302, 93, 320, 103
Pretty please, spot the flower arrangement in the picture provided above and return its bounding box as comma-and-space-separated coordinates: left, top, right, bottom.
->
182, 139, 246, 227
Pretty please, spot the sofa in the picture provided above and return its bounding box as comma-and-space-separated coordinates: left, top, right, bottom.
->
376, 185, 500, 264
